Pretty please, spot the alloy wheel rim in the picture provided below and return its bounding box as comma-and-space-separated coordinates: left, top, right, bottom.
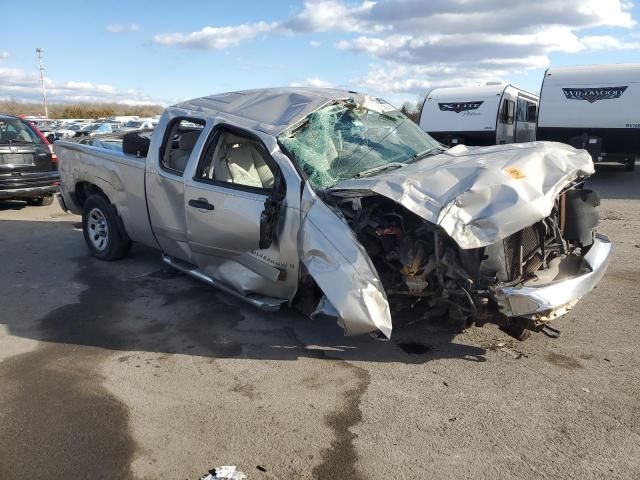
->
88, 207, 109, 251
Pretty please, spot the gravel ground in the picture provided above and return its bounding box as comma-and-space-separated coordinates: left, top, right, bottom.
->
0, 163, 638, 480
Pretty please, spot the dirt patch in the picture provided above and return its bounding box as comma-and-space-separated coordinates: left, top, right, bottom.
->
545, 352, 583, 369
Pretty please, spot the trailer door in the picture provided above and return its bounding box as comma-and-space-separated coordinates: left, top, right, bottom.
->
515, 96, 538, 143
497, 94, 516, 144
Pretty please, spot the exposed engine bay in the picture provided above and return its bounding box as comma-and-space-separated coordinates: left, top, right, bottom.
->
324, 184, 601, 336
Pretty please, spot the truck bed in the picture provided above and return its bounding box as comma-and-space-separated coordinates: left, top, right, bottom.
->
55, 134, 157, 248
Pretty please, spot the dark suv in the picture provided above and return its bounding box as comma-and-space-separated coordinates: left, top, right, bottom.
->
0, 115, 59, 206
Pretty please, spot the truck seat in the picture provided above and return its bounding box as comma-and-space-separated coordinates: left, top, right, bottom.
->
169, 130, 200, 172
213, 137, 274, 189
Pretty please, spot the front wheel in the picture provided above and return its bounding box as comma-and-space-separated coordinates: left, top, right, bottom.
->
82, 194, 131, 261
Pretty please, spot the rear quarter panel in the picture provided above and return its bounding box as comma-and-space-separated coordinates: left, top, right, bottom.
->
56, 141, 157, 248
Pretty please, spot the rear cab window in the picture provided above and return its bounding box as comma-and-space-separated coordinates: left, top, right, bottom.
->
159, 118, 206, 176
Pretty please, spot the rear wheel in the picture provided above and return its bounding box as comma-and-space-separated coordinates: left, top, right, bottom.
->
82, 194, 131, 261
26, 194, 54, 206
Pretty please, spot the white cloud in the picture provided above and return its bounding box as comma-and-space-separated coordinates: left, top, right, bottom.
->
153, 22, 277, 49
579, 34, 640, 50
106, 23, 141, 33
0, 66, 160, 105
320, 0, 636, 96
146, 0, 640, 103
0, 51, 9, 61
150, 0, 638, 99
282, 0, 387, 33
290, 77, 335, 88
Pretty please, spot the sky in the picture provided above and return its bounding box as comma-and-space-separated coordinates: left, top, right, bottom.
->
1, 0, 639, 109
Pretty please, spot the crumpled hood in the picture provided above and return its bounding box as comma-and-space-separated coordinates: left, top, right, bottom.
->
330, 141, 594, 249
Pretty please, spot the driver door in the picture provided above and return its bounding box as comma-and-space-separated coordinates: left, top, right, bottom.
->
183, 125, 293, 298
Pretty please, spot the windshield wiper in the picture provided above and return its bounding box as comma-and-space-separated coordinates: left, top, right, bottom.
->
410, 145, 445, 162
354, 162, 406, 178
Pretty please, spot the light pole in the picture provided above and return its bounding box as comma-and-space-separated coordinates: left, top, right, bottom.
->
35, 48, 49, 118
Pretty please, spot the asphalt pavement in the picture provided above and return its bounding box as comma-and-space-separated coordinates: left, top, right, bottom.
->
0, 163, 639, 479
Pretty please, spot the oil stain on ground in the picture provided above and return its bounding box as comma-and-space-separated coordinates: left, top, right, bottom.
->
311, 361, 371, 480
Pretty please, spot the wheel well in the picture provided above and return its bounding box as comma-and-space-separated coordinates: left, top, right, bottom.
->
75, 182, 131, 242
74, 182, 106, 207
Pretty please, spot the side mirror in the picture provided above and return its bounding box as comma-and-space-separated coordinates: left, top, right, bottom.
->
259, 171, 286, 249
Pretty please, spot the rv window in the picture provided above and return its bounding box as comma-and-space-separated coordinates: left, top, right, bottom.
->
501, 100, 515, 125
516, 97, 537, 123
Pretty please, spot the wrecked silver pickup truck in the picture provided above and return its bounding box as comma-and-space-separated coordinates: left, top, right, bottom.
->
56, 87, 611, 339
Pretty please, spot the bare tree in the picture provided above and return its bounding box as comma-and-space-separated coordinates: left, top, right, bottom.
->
0, 100, 164, 118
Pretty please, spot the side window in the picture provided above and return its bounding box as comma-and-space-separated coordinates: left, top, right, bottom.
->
160, 118, 205, 176
526, 103, 538, 122
500, 99, 515, 125
196, 129, 276, 191
516, 97, 537, 122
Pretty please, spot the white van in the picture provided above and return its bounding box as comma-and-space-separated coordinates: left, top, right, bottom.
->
537, 64, 640, 171
419, 84, 539, 146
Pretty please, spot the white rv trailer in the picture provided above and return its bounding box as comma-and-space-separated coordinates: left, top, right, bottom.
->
537, 64, 639, 171
419, 84, 539, 147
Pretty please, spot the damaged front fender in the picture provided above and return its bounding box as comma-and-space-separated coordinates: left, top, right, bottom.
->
299, 184, 392, 338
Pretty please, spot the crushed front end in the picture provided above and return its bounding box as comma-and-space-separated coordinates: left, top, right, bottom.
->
328, 184, 611, 336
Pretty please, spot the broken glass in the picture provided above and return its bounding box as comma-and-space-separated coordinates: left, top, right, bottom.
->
278, 99, 442, 191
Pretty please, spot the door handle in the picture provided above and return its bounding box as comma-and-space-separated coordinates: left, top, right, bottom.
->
188, 198, 215, 211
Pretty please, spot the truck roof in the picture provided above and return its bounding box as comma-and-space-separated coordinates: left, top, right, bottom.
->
172, 87, 364, 136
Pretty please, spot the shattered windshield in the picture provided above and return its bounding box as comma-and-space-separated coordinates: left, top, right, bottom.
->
278, 98, 442, 190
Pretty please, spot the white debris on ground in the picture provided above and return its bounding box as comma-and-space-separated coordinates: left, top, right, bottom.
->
200, 466, 247, 480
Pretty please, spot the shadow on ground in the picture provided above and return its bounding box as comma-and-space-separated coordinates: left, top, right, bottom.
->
1, 218, 488, 366
0, 199, 28, 211
587, 161, 640, 200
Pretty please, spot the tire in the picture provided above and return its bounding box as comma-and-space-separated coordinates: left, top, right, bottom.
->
27, 195, 54, 206
82, 194, 132, 261
625, 159, 636, 172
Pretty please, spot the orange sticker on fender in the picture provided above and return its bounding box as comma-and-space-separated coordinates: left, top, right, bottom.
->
504, 167, 526, 179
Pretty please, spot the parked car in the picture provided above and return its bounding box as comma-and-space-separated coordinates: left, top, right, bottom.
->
52, 123, 90, 140
0, 114, 59, 205
76, 122, 115, 137
419, 84, 539, 147
537, 63, 640, 172
116, 119, 157, 133
55, 88, 611, 339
